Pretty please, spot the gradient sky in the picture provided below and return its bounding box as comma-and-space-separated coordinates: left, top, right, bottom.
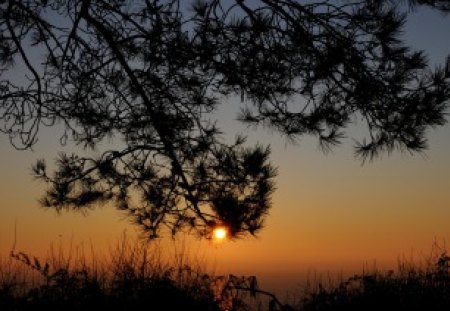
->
1, 3, 450, 296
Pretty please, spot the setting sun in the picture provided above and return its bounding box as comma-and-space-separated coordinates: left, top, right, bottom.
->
213, 226, 228, 241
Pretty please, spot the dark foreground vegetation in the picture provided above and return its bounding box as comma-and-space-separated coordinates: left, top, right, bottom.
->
296, 251, 450, 311
1, 241, 450, 311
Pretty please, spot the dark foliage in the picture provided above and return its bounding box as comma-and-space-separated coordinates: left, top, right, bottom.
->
402, 0, 450, 12
298, 252, 450, 311
2, 250, 223, 311
2, 247, 450, 311
1, 0, 449, 238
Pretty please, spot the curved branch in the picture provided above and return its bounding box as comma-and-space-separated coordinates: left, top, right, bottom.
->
81, 4, 209, 225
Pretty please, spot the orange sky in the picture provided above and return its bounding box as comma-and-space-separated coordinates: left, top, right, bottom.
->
1, 6, 450, 296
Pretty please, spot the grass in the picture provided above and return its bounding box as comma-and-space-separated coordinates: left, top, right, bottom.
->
1, 239, 450, 311
292, 247, 450, 311
1, 237, 225, 311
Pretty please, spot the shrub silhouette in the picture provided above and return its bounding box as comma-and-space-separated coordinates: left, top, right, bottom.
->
297, 252, 450, 311
2, 239, 224, 311
2, 244, 450, 311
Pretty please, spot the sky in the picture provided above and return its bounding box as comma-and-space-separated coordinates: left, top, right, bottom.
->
1, 2, 450, 297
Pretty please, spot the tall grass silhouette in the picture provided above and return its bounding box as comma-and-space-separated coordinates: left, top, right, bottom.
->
292, 246, 450, 311
1, 236, 227, 310
1, 239, 450, 311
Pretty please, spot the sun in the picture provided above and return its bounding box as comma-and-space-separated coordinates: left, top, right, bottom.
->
212, 226, 228, 241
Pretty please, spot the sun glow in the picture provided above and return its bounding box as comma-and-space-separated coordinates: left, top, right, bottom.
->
212, 227, 228, 241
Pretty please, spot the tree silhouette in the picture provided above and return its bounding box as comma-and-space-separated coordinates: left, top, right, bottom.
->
404, 0, 450, 12
0, 0, 449, 239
